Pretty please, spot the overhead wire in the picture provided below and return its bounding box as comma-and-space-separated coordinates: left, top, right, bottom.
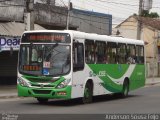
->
73, 0, 139, 24
57, 0, 160, 29
0, 0, 159, 33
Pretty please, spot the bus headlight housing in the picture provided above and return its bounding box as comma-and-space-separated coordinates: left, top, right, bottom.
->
56, 78, 71, 89
17, 77, 30, 87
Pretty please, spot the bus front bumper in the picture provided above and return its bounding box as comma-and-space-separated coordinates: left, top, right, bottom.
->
17, 84, 71, 99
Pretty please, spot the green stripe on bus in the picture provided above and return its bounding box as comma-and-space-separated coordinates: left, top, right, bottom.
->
88, 64, 145, 93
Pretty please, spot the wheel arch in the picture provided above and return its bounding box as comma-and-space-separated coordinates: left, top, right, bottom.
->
85, 79, 94, 90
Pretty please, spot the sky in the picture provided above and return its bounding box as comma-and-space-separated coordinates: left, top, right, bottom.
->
55, 0, 160, 25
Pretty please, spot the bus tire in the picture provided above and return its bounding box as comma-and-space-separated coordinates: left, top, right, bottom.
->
122, 80, 129, 98
37, 98, 48, 103
82, 82, 93, 104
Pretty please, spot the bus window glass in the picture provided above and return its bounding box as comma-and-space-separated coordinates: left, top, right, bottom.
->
107, 42, 117, 64
127, 45, 136, 64
117, 43, 127, 64
95, 41, 106, 64
31, 45, 43, 63
85, 40, 94, 64
136, 46, 144, 64
21, 46, 30, 65
19, 44, 71, 76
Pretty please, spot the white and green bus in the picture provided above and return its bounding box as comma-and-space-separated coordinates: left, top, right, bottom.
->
17, 30, 145, 103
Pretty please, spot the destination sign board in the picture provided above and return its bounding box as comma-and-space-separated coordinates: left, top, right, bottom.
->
21, 33, 71, 43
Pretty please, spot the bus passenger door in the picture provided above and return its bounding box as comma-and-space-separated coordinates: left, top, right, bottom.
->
73, 42, 84, 71
72, 42, 85, 98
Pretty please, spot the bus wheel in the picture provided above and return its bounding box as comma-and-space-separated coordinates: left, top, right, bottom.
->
122, 80, 129, 97
37, 98, 48, 103
82, 82, 93, 104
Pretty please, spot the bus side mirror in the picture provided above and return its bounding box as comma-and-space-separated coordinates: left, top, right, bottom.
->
73, 43, 84, 72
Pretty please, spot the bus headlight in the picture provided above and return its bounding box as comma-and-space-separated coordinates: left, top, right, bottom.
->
56, 78, 71, 89
17, 77, 30, 87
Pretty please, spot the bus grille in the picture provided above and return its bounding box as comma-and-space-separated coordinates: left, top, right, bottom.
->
32, 90, 51, 94
31, 84, 55, 88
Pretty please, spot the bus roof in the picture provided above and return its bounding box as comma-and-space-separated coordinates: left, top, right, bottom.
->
23, 30, 144, 46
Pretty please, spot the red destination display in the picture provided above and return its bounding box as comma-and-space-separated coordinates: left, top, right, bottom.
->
21, 33, 71, 43
29, 35, 65, 41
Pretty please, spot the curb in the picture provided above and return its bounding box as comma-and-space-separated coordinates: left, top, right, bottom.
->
0, 92, 18, 99
145, 81, 160, 87
0, 95, 18, 99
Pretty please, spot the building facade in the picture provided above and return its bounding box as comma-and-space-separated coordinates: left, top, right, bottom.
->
0, 22, 46, 85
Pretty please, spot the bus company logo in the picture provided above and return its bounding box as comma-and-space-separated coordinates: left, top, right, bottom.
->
89, 71, 106, 77
89, 71, 96, 77
40, 84, 44, 88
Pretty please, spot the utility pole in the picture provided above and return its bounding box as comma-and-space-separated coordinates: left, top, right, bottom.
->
137, 0, 143, 40
25, 0, 34, 30
66, 0, 72, 30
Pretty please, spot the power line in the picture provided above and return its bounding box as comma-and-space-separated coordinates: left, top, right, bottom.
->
94, 0, 138, 7
0, 1, 159, 33
56, 1, 134, 20
94, 0, 160, 8
79, 0, 139, 17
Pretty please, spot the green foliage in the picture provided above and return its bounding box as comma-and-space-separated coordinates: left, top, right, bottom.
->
141, 10, 159, 18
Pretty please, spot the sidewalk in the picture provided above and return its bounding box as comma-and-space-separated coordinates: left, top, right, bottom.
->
0, 77, 160, 99
0, 85, 17, 99
145, 77, 160, 86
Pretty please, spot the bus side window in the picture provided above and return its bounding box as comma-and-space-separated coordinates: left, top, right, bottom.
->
95, 41, 106, 64
136, 45, 144, 64
107, 42, 117, 64
117, 43, 127, 64
73, 42, 84, 71
126, 45, 136, 64
85, 40, 95, 64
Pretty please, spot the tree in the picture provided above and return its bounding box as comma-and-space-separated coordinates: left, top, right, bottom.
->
141, 10, 159, 18
149, 12, 159, 18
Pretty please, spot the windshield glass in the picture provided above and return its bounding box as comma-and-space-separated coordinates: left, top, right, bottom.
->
19, 44, 71, 76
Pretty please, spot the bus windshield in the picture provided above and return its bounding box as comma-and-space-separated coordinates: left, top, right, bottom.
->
19, 44, 71, 77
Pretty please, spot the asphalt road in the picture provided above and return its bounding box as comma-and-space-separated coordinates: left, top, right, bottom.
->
0, 85, 160, 120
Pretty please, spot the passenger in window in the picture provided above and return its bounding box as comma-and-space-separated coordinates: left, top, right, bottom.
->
31, 49, 38, 62
104, 55, 109, 64
91, 52, 94, 63
127, 53, 135, 64
88, 51, 91, 62
85, 50, 89, 63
